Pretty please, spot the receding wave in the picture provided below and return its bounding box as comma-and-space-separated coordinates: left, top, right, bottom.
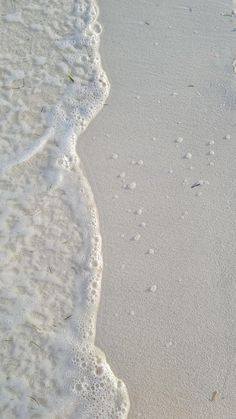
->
0, 0, 130, 417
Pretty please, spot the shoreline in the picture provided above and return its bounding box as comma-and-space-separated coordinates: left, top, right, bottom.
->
1, 0, 236, 417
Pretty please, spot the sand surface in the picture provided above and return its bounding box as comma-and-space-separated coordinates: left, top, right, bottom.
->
2, 0, 236, 417
78, 0, 236, 417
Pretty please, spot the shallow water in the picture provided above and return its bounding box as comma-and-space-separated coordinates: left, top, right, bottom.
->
0, 1, 129, 417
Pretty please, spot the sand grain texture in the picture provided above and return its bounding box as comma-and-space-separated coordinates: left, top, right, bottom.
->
79, 0, 236, 417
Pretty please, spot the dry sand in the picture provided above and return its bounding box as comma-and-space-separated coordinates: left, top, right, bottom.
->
79, 0, 236, 417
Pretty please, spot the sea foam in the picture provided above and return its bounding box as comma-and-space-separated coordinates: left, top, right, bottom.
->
0, 0, 129, 417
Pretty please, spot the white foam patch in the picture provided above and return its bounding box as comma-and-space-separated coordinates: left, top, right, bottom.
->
0, 0, 129, 417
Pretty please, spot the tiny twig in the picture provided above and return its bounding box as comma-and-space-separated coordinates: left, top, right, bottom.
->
64, 314, 72, 320
191, 183, 201, 189
30, 341, 42, 349
28, 396, 40, 406
2, 79, 24, 90
68, 74, 74, 83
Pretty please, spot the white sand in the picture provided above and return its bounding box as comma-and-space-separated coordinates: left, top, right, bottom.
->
2, 0, 236, 417
78, 0, 236, 417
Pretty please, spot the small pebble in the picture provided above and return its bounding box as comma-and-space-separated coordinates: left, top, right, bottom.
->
224, 134, 231, 140
147, 248, 155, 255
118, 172, 126, 179
129, 310, 135, 316
135, 208, 143, 215
111, 153, 118, 160
133, 233, 141, 241
181, 210, 188, 219
210, 390, 219, 402
168, 169, 173, 174
176, 137, 184, 144
209, 161, 215, 167
166, 341, 173, 348
208, 150, 215, 156
126, 182, 136, 190
113, 195, 119, 199
152, 137, 157, 142
208, 140, 215, 146
184, 152, 192, 160
130, 159, 144, 166
149, 284, 157, 293
140, 222, 146, 228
